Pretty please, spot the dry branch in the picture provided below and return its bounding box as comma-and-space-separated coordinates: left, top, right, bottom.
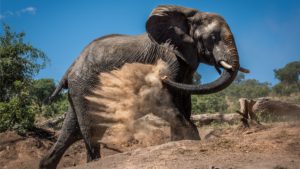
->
38, 113, 66, 129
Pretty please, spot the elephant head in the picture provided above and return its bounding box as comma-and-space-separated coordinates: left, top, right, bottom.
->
146, 5, 249, 94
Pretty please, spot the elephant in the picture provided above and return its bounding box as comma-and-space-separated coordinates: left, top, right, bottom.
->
39, 5, 249, 169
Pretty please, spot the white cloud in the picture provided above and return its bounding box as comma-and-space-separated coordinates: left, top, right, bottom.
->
0, 6, 37, 19
5, 11, 14, 16
19, 6, 36, 15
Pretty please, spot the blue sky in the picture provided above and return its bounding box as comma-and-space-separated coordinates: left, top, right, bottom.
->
1, 0, 299, 85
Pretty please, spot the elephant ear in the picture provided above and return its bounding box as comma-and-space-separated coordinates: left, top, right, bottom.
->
146, 5, 199, 70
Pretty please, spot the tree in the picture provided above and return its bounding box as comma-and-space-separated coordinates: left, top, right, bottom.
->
0, 24, 49, 133
31, 79, 56, 109
274, 61, 300, 85
0, 24, 48, 102
223, 79, 271, 99
273, 61, 300, 96
234, 72, 245, 84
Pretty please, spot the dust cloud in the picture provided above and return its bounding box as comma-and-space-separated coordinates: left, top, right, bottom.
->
85, 60, 177, 144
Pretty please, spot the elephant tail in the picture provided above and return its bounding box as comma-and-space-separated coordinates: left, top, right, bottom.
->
44, 59, 80, 104
43, 72, 69, 104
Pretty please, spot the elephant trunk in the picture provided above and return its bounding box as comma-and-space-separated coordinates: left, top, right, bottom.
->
162, 34, 239, 95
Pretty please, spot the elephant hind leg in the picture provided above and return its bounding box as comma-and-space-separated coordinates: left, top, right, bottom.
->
69, 90, 107, 162
39, 107, 82, 169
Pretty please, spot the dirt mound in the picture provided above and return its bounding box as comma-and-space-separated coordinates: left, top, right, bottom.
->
0, 115, 170, 169
0, 131, 52, 169
70, 122, 300, 169
1, 122, 300, 169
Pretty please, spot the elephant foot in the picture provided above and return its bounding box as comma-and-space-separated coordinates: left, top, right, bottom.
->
170, 121, 201, 141
39, 153, 60, 169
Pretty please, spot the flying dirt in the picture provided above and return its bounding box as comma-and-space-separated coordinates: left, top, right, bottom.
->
84, 59, 180, 144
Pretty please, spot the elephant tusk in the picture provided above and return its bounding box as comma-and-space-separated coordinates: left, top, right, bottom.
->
239, 66, 250, 73
220, 61, 233, 70
161, 76, 168, 80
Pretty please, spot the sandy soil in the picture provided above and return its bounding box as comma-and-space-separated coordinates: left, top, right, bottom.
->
1, 122, 299, 169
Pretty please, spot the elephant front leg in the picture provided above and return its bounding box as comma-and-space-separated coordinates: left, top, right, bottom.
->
170, 119, 200, 141
168, 93, 200, 140
170, 113, 200, 141
153, 108, 200, 141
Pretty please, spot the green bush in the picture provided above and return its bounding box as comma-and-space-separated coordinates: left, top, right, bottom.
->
30, 78, 68, 117
0, 81, 38, 134
191, 73, 271, 115
192, 93, 228, 114
272, 83, 299, 96
223, 79, 271, 99
0, 24, 59, 134
42, 93, 68, 117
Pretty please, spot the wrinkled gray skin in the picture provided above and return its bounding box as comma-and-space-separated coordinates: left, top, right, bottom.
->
40, 5, 242, 169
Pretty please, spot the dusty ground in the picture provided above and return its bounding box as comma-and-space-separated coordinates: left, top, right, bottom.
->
0, 122, 300, 169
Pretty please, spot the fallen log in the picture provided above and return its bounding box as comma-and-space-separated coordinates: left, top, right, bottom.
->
253, 97, 300, 119
191, 113, 240, 126
236, 97, 300, 127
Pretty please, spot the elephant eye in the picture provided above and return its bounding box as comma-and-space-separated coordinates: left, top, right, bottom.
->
211, 35, 216, 41
210, 34, 220, 43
